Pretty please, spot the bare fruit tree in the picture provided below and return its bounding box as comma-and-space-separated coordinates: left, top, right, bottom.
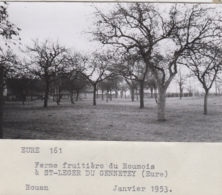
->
93, 3, 222, 121
117, 53, 148, 108
181, 44, 222, 115
79, 51, 115, 106
0, 2, 20, 138
175, 68, 187, 99
24, 39, 69, 107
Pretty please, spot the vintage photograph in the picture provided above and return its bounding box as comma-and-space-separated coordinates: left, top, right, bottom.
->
0, 2, 222, 141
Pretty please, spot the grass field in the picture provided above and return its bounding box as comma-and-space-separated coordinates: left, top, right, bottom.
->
3, 96, 222, 142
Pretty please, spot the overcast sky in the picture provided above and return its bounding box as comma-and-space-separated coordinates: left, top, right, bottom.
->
6, 2, 219, 92
7, 2, 219, 54
7, 2, 102, 53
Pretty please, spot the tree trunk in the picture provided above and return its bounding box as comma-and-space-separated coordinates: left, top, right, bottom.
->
179, 84, 183, 100
76, 91, 79, 101
53, 92, 55, 101
22, 93, 26, 105
44, 80, 49, 107
0, 66, 3, 138
56, 94, 62, 105
110, 90, 112, 101
154, 88, 158, 103
70, 91, 74, 104
31, 90, 33, 101
131, 87, 135, 102
150, 87, 153, 98
136, 88, 139, 100
102, 89, 104, 101
106, 91, 108, 103
157, 88, 166, 121
93, 84, 96, 106
139, 81, 144, 109
204, 90, 208, 115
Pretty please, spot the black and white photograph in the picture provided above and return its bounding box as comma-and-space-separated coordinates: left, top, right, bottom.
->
1, 1, 222, 142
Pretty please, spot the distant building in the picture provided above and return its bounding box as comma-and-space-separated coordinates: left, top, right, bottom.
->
5, 78, 43, 101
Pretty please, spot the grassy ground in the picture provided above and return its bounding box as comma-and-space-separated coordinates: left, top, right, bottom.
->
3, 96, 222, 142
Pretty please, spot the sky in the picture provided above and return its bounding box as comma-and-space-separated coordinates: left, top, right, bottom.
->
7, 2, 215, 54
6, 2, 220, 56
7, 2, 102, 53
4, 2, 220, 93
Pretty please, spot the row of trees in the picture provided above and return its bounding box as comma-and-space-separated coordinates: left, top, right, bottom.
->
0, 2, 21, 138
92, 3, 222, 119
21, 40, 161, 107
1, 3, 222, 140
